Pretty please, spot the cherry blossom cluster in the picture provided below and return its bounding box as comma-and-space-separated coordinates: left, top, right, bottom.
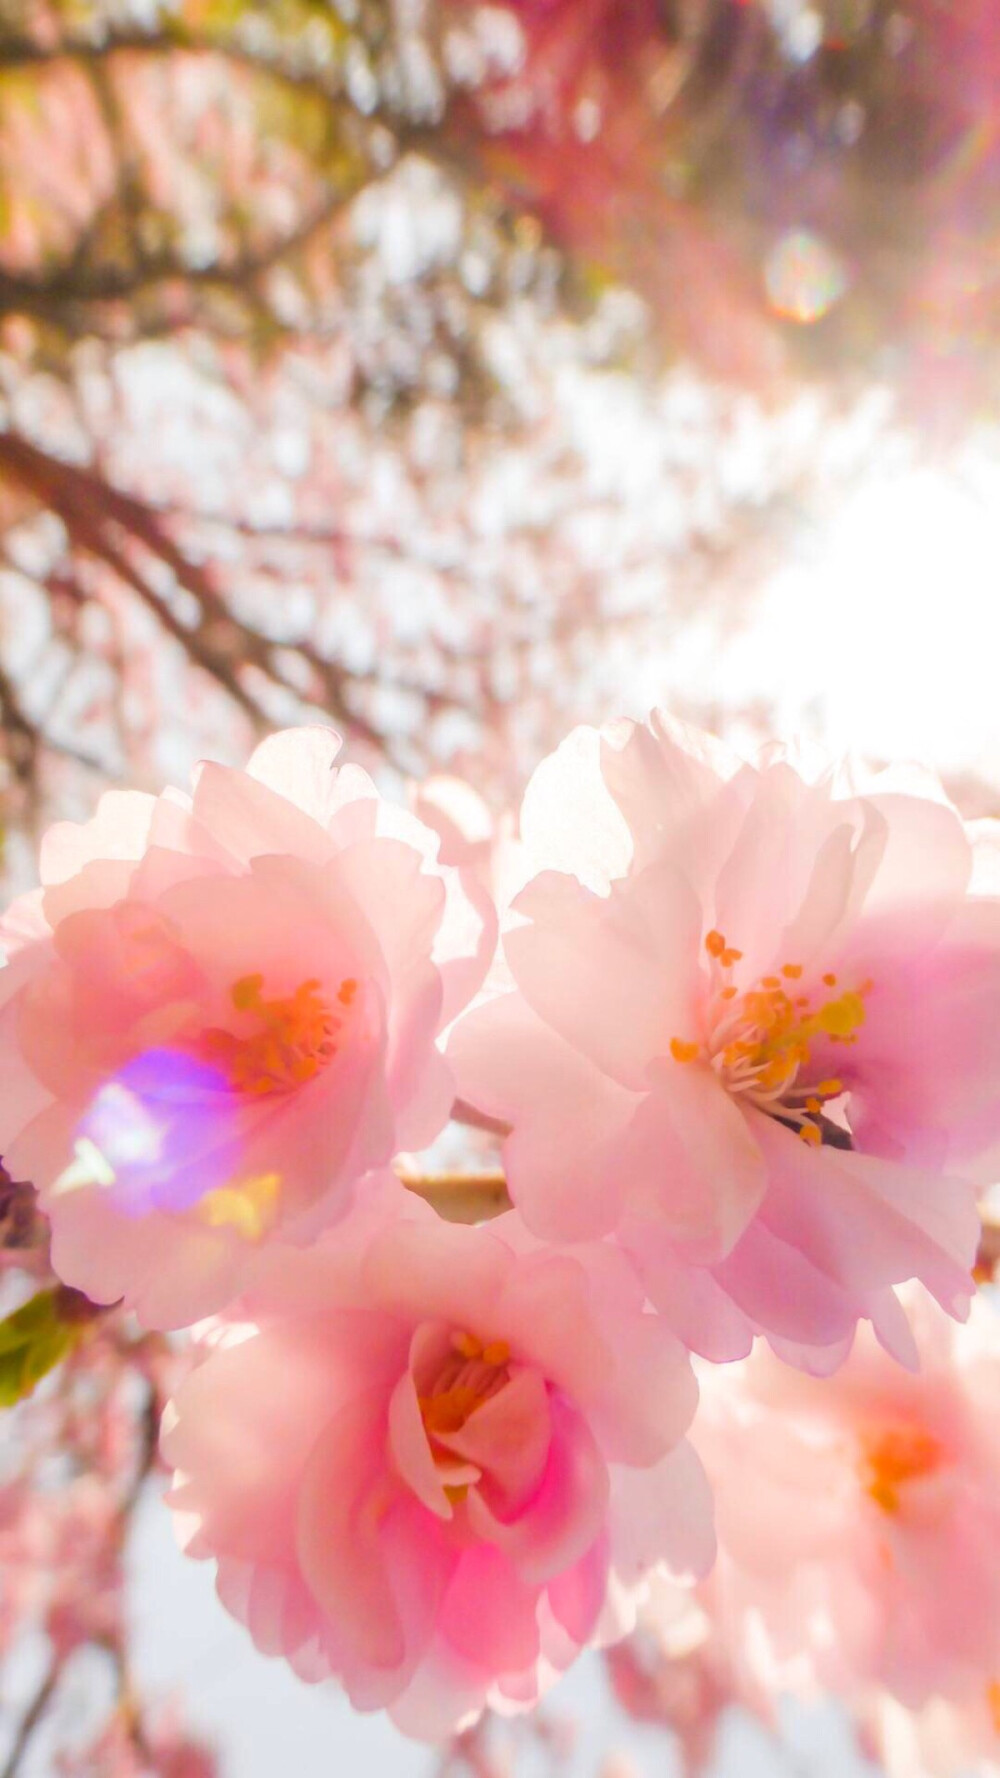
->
1, 715, 999, 1756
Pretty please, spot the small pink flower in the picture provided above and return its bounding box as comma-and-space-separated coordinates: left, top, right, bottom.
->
607, 1573, 775, 1776
450, 715, 995, 1365
694, 1290, 1000, 1712
0, 729, 494, 1329
860, 1683, 1000, 1778
162, 1177, 713, 1741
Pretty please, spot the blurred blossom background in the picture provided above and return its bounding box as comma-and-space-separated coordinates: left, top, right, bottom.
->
0, 0, 998, 1774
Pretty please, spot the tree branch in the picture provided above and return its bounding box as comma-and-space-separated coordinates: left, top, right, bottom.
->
0, 1666, 58, 1778
400, 1170, 511, 1223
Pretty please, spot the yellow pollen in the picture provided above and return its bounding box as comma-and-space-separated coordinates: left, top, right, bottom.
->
419, 1333, 512, 1444
759, 1057, 794, 1090
202, 974, 343, 1096
988, 1680, 1000, 1735
675, 932, 870, 1146
863, 1426, 944, 1515
420, 1387, 483, 1436
815, 991, 866, 1039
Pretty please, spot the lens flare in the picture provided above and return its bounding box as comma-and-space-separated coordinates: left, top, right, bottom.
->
56, 1049, 239, 1219
764, 228, 849, 324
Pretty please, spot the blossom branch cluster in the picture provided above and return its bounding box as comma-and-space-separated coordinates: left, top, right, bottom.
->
0, 714, 999, 1772
0, 1281, 215, 1778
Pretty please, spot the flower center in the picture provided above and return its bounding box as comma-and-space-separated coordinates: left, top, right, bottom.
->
418, 1331, 512, 1507
200, 972, 355, 1097
861, 1425, 944, 1514
186, 973, 356, 1240
670, 929, 871, 1146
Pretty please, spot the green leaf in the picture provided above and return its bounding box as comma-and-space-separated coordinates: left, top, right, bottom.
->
0, 1289, 85, 1408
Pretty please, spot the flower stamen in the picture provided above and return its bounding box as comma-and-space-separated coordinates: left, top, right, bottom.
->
668, 931, 870, 1144
201, 974, 344, 1096
862, 1425, 944, 1514
419, 1334, 512, 1441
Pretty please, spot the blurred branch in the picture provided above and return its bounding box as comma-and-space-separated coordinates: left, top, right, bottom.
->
0, 429, 390, 751
0, 186, 354, 323
400, 1170, 511, 1223
0, 1666, 58, 1778
977, 1214, 1000, 1280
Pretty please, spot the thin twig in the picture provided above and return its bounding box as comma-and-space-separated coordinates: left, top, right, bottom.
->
0, 1666, 58, 1778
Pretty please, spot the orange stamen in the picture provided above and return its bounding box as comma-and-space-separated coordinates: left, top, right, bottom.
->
863, 1426, 943, 1514
203, 974, 341, 1096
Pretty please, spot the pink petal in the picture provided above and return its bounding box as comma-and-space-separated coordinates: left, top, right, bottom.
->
296, 1398, 408, 1671
387, 1334, 472, 1520
861, 792, 971, 944
448, 992, 637, 1242
437, 1368, 551, 1515
39, 789, 156, 885
519, 724, 632, 892
620, 1220, 754, 1362
506, 860, 702, 1091
600, 713, 748, 885
545, 1535, 610, 1646
364, 1216, 515, 1338
438, 1544, 542, 1673
466, 1395, 609, 1585
610, 1441, 716, 1585
753, 1114, 978, 1314
245, 727, 345, 824
190, 761, 333, 869
164, 1318, 348, 1565
617, 1063, 768, 1260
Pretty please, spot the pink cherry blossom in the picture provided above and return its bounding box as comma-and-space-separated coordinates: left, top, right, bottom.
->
162, 1176, 713, 1741
449, 714, 996, 1365
693, 1290, 1000, 1713
860, 1683, 1000, 1778
606, 1571, 776, 1777
0, 728, 494, 1329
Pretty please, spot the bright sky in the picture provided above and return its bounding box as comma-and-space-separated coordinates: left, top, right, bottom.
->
614, 446, 1000, 796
